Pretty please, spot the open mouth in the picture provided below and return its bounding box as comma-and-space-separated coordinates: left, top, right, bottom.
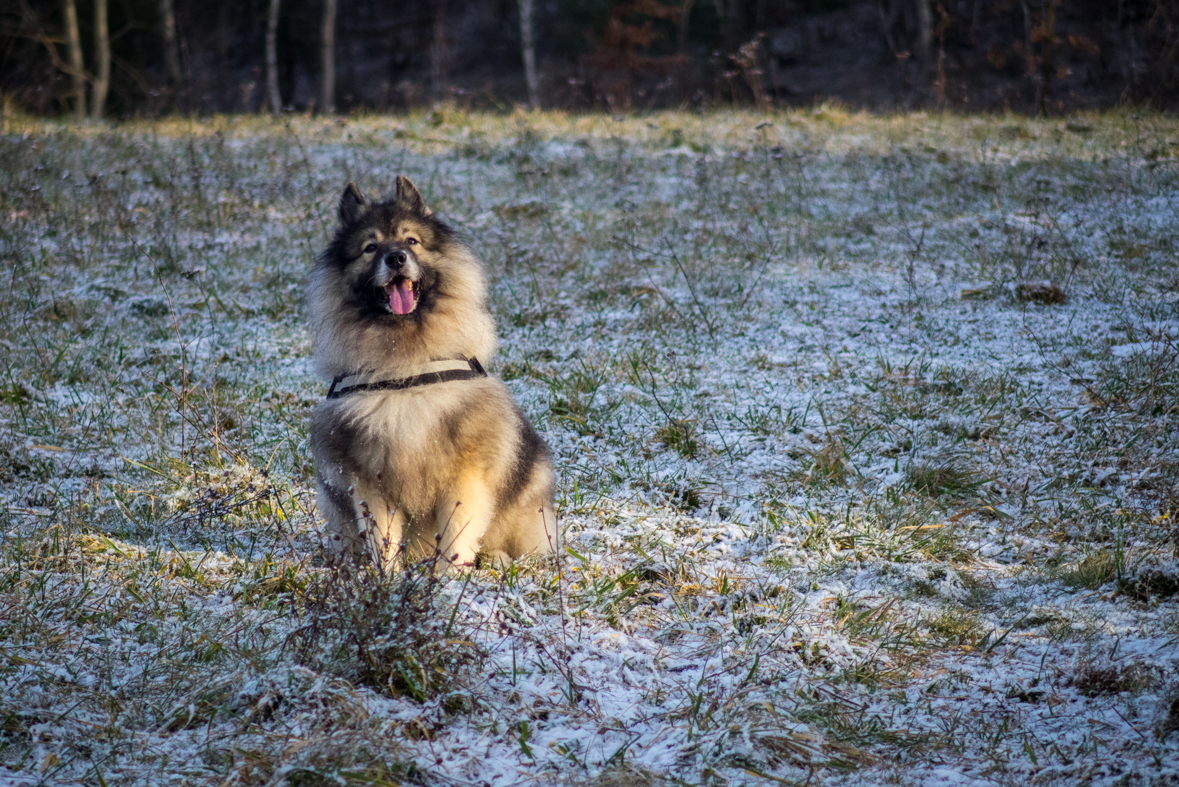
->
384, 277, 419, 315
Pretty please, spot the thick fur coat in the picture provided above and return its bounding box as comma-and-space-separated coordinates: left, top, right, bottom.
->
307, 177, 556, 567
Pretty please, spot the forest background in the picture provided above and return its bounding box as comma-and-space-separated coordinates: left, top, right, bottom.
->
3, 0, 1179, 120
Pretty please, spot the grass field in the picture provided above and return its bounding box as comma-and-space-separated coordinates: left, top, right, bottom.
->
1, 107, 1178, 786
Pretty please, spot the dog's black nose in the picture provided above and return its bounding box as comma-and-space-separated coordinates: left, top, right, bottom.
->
385, 250, 408, 268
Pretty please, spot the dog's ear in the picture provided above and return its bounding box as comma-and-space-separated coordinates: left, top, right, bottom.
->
338, 182, 369, 225
393, 175, 432, 217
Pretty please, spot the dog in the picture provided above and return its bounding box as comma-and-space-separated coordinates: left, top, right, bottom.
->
307, 176, 556, 568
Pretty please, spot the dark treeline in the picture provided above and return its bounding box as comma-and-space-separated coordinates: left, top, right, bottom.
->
3, 0, 1178, 117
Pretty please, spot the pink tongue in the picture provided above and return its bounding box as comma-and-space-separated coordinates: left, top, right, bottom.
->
388, 280, 415, 314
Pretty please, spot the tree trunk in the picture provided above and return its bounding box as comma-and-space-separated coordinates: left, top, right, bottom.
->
677, 0, 694, 55
1019, 0, 1036, 81
431, 0, 448, 99
216, 4, 231, 111
267, 0, 282, 113
915, 0, 933, 61
158, 0, 183, 98
1038, 0, 1056, 114
320, 0, 337, 113
62, 0, 86, 120
877, 0, 901, 57
519, 0, 539, 108
91, 0, 110, 119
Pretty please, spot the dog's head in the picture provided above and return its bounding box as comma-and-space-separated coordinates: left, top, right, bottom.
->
310, 176, 494, 376
323, 176, 470, 322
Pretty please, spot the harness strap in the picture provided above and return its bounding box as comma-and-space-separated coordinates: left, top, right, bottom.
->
327, 357, 487, 399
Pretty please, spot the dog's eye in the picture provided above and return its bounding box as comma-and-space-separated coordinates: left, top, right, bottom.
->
363, 244, 377, 255
405, 237, 419, 246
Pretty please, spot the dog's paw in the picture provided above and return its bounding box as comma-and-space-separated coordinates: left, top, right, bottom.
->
476, 549, 513, 570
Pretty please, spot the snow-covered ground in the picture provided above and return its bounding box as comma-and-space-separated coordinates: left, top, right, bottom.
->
1, 109, 1177, 786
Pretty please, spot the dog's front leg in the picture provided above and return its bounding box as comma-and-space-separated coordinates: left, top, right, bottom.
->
350, 482, 406, 572
318, 482, 368, 557
426, 473, 493, 568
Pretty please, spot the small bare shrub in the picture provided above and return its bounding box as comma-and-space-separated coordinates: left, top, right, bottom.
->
289, 553, 483, 702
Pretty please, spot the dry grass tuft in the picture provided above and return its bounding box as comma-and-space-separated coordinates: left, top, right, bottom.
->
1016, 281, 1068, 304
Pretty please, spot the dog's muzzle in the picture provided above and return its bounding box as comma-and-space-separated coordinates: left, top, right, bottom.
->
377, 251, 421, 315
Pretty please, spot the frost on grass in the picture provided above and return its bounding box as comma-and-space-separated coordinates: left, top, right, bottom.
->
1, 109, 1178, 786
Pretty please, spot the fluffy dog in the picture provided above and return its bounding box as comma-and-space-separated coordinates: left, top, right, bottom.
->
307, 176, 556, 568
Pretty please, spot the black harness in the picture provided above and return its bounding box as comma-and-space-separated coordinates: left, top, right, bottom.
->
326, 357, 487, 399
